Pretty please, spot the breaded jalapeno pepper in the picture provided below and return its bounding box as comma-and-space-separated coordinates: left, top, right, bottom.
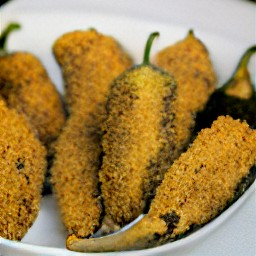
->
67, 116, 256, 252
195, 46, 256, 132
0, 23, 65, 148
51, 29, 132, 238
0, 100, 47, 240
155, 30, 216, 150
99, 32, 177, 227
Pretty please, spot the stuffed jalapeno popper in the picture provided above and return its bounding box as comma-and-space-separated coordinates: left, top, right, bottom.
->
0, 100, 46, 240
0, 23, 66, 194
155, 30, 216, 150
51, 29, 132, 237
98, 32, 177, 227
0, 23, 65, 148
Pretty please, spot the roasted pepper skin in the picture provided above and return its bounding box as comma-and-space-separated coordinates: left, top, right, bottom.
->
51, 29, 132, 238
0, 100, 47, 240
194, 46, 256, 132
67, 116, 256, 252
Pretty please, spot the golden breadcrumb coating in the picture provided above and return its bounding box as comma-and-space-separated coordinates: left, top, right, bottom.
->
100, 65, 176, 226
51, 114, 102, 237
0, 52, 65, 147
155, 31, 216, 150
51, 29, 132, 237
66, 116, 256, 252
53, 29, 132, 114
0, 100, 47, 240
151, 116, 256, 238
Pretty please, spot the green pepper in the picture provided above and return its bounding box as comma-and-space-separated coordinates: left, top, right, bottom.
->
194, 45, 256, 132
99, 32, 177, 228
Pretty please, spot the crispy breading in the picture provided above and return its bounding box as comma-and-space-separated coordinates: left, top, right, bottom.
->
155, 31, 216, 149
0, 52, 65, 148
51, 114, 102, 237
100, 65, 177, 226
53, 29, 132, 114
151, 116, 256, 238
0, 100, 47, 240
51, 29, 132, 237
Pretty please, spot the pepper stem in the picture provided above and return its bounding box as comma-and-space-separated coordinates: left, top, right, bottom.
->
0, 23, 21, 54
143, 32, 159, 65
188, 29, 194, 37
221, 45, 256, 99
234, 45, 256, 75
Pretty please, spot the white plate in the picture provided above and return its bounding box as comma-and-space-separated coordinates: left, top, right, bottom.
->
0, 1, 256, 256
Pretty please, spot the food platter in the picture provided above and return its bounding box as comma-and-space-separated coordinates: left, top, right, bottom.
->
0, 0, 255, 255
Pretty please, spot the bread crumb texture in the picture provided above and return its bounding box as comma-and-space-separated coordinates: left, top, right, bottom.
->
155, 32, 216, 150
0, 100, 46, 240
150, 116, 256, 237
53, 29, 132, 114
0, 52, 65, 147
51, 29, 132, 237
100, 66, 176, 225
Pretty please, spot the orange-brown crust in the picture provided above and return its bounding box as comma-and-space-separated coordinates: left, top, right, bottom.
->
100, 65, 177, 226
0, 52, 65, 147
150, 116, 256, 238
51, 29, 132, 237
155, 31, 217, 150
0, 100, 47, 240
53, 29, 132, 114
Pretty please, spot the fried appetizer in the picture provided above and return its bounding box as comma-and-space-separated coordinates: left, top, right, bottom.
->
67, 116, 256, 252
155, 30, 216, 150
51, 29, 132, 238
0, 100, 46, 240
53, 28, 132, 114
0, 23, 65, 148
99, 33, 177, 227
195, 45, 256, 131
